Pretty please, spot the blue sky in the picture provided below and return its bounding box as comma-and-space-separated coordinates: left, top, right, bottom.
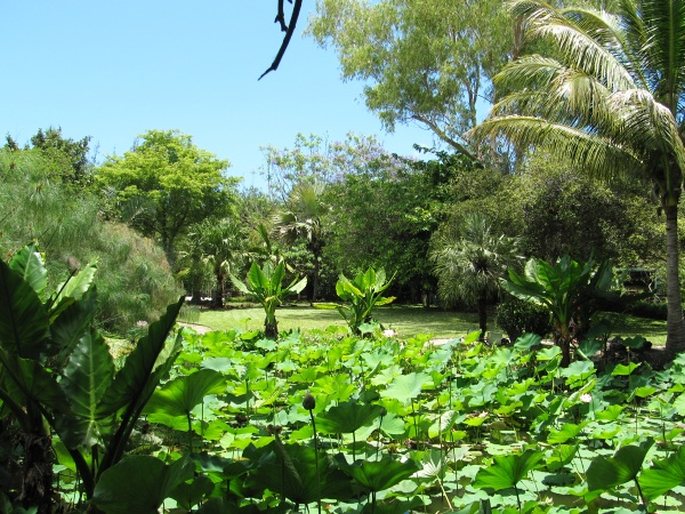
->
1, 1, 437, 189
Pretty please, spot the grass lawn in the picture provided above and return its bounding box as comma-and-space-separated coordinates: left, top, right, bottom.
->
191, 304, 487, 340
184, 303, 669, 344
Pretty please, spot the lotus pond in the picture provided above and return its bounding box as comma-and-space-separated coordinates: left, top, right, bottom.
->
58, 325, 685, 513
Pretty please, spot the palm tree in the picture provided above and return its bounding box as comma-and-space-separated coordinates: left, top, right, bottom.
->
191, 219, 245, 309
431, 214, 519, 341
274, 181, 328, 302
473, 0, 685, 359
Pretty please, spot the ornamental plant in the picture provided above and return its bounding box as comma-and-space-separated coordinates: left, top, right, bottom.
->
231, 260, 307, 339
0, 244, 184, 512
336, 267, 395, 335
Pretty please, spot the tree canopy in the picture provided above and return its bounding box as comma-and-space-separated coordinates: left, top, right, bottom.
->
96, 130, 238, 266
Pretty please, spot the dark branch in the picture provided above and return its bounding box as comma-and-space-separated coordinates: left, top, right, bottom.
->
275, 0, 288, 32
260, 0, 303, 80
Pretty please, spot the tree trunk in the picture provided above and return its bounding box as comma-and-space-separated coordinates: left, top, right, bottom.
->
664, 203, 685, 356
211, 267, 225, 309
310, 256, 320, 304
477, 297, 488, 342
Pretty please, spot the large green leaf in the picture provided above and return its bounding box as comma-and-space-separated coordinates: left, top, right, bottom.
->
145, 368, 225, 419
586, 440, 653, 492
317, 401, 385, 434
97, 297, 184, 417
52, 261, 97, 307
8, 245, 47, 296
0, 350, 69, 413
474, 449, 543, 491
336, 454, 419, 493
244, 441, 354, 503
58, 330, 115, 448
640, 445, 685, 500
382, 372, 431, 403
91, 455, 193, 514
50, 288, 97, 361
0, 259, 50, 359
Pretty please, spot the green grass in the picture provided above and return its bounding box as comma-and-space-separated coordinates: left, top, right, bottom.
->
194, 304, 487, 339
188, 303, 669, 344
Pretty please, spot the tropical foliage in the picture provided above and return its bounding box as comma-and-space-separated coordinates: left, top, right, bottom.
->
335, 267, 396, 335
231, 261, 307, 338
432, 214, 520, 341
474, 0, 685, 360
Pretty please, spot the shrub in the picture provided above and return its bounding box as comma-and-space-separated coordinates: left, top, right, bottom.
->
497, 296, 551, 342
0, 148, 182, 334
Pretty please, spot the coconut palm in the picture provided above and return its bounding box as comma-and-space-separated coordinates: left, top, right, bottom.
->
473, 0, 685, 359
274, 181, 328, 302
431, 214, 519, 341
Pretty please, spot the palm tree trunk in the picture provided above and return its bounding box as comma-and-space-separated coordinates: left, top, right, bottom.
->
664, 204, 685, 356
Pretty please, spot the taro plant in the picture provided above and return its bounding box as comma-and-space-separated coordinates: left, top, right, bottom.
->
336, 267, 395, 335
503, 256, 614, 366
0, 244, 185, 512
231, 260, 307, 339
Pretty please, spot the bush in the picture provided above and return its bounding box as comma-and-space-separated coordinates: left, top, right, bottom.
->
0, 148, 182, 334
496, 296, 551, 342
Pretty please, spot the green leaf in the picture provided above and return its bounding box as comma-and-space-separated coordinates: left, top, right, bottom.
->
97, 297, 184, 417
8, 245, 47, 296
288, 276, 308, 295
474, 449, 544, 491
92, 456, 193, 514
0, 350, 69, 412
58, 330, 115, 447
50, 288, 97, 362
547, 423, 583, 445
382, 372, 431, 403
145, 368, 225, 419
336, 454, 419, 493
640, 445, 685, 500
170, 474, 214, 510
586, 440, 653, 491
611, 362, 640, 376
244, 441, 353, 503
317, 401, 385, 434
52, 262, 97, 307
0, 259, 50, 359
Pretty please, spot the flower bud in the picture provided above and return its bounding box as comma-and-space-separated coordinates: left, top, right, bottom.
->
302, 391, 316, 411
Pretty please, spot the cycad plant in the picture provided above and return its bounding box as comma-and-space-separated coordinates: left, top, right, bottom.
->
431, 213, 519, 342
473, 0, 685, 359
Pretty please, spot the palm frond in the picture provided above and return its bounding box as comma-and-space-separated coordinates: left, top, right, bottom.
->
476, 115, 643, 181
509, 0, 635, 91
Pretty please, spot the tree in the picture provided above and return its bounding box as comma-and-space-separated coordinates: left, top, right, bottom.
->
190, 218, 246, 309
309, 0, 514, 156
475, 0, 685, 360
274, 181, 328, 302
431, 214, 519, 342
5, 127, 92, 185
97, 130, 238, 267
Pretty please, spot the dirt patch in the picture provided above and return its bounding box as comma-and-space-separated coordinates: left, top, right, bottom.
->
179, 322, 213, 334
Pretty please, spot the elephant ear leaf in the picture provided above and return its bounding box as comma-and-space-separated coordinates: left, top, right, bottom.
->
92, 455, 193, 514
8, 245, 47, 296
57, 329, 115, 448
50, 288, 98, 363
51, 261, 97, 312
97, 297, 184, 417
0, 259, 50, 359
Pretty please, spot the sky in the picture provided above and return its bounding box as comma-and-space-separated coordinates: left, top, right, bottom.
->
0, 1, 438, 189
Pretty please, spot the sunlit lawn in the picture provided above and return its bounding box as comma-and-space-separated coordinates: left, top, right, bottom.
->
186, 303, 668, 344
193, 304, 486, 340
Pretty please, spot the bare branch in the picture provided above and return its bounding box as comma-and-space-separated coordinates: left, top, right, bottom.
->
260, 0, 303, 80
